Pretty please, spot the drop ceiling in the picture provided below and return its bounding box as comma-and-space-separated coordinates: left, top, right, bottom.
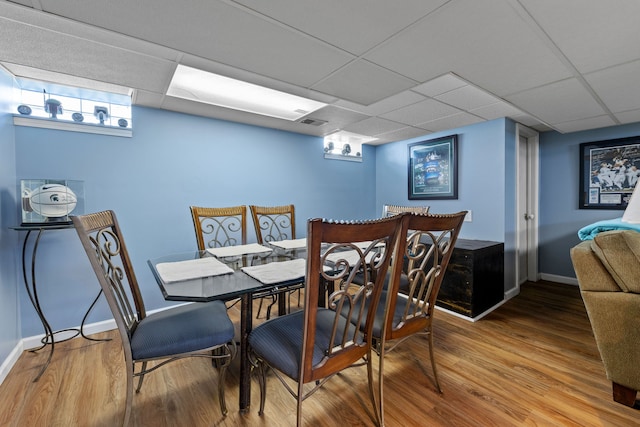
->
1, 0, 639, 144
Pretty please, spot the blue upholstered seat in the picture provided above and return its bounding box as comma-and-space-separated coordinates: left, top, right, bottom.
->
248, 309, 361, 380
131, 301, 234, 360
73, 210, 237, 426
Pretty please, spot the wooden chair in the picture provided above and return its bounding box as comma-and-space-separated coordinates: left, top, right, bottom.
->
248, 214, 407, 426
190, 205, 247, 249
249, 204, 298, 318
382, 204, 430, 217
249, 204, 296, 244
72, 210, 236, 426
374, 211, 466, 425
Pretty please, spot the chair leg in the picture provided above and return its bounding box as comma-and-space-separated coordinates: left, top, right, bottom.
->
265, 295, 278, 320
135, 361, 147, 393
256, 296, 265, 319
613, 382, 637, 407
217, 345, 232, 416
123, 360, 134, 427
296, 377, 304, 427
427, 329, 442, 393
257, 359, 267, 415
371, 350, 384, 427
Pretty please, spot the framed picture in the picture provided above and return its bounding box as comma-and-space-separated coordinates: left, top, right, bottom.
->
408, 135, 458, 200
579, 136, 640, 209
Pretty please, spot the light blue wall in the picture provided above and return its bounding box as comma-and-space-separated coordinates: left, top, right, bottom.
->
14, 106, 378, 336
0, 68, 20, 363
375, 118, 518, 292
539, 122, 640, 277
376, 119, 508, 241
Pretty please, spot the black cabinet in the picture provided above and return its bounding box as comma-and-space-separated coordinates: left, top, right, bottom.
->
436, 239, 504, 319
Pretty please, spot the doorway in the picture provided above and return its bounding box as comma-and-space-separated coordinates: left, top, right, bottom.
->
515, 124, 539, 289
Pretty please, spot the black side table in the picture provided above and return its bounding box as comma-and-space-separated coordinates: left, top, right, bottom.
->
11, 223, 109, 381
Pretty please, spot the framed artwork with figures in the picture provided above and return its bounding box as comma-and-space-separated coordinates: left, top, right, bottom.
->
408, 135, 458, 200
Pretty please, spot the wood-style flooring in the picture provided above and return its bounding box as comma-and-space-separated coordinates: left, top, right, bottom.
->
1, 281, 638, 426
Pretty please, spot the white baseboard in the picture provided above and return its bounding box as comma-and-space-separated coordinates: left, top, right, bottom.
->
22, 318, 117, 350
1, 304, 187, 387
0, 341, 24, 386
539, 273, 578, 286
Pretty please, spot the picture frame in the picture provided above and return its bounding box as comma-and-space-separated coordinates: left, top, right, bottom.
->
579, 136, 640, 209
408, 135, 458, 200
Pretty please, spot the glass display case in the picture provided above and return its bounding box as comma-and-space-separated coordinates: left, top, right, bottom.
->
20, 179, 85, 225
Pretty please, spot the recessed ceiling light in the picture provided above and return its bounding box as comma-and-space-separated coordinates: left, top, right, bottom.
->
167, 65, 326, 121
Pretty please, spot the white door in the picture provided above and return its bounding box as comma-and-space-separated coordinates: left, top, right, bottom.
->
516, 125, 539, 286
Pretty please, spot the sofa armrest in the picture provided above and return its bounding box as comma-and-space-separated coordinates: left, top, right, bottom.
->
570, 241, 621, 292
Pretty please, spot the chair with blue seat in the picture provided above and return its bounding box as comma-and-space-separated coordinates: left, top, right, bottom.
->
72, 210, 236, 426
374, 211, 466, 425
248, 214, 407, 426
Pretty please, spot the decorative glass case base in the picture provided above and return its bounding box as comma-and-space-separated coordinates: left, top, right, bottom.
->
20, 179, 85, 225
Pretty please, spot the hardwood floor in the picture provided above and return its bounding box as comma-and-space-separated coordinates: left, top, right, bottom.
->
1, 281, 638, 426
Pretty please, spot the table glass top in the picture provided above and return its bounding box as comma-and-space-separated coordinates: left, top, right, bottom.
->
148, 249, 306, 302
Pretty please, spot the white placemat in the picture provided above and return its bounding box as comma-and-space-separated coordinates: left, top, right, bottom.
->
268, 238, 307, 250
324, 249, 380, 267
156, 257, 234, 283
241, 258, 306, 284
206, 243, 272, 258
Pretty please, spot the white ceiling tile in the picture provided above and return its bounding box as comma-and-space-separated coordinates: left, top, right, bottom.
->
615, 109, 640, 125
552, 115, 617, 134
505, 78, 607, 125
412, 73, 468, 97
370, 126, 432, 145
510, 113, 550, 129
302, 105, 369, 131
380, 98, 461, 126
344, 117, 406, 136
232, 0, 449, 55
334, 90, 426, 116
519, 0, 640, 73
37, 0, 355, 88
585, 60, 640, 114
435, 85, 501, 111
311, 60, 416, 106
0, 17, 174, 93
418, 112, 484, 133
365, 0, 571, 95
470, 102, 524, 121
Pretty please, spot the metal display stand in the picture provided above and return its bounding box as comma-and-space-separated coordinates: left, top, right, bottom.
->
11, 223, 109, 381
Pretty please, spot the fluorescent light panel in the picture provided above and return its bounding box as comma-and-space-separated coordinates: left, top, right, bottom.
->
167, 65, 326, 121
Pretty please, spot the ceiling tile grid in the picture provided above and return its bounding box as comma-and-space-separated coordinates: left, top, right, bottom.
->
2, 0, 640, 143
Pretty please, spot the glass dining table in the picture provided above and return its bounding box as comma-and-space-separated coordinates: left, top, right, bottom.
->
147, 240, 310, 413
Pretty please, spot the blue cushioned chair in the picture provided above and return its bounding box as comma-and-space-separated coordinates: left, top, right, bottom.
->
73, 210, 236, 427
248, 214, 407, 426
364, 211, 466, 426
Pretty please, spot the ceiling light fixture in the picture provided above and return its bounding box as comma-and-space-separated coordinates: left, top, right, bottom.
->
167, 65, 327, 121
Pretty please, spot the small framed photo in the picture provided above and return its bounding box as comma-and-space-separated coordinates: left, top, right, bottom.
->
408, 135, 458, 200
579, 136, 640, 209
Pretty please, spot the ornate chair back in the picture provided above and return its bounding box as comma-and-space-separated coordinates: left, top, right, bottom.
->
249, 204, 295, 244
382, 204, 430, 217
248, 214, 407, 426
190, 205, 247, 250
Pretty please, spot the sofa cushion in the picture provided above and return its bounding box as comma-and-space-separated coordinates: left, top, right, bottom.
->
591, 230, 640, 293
